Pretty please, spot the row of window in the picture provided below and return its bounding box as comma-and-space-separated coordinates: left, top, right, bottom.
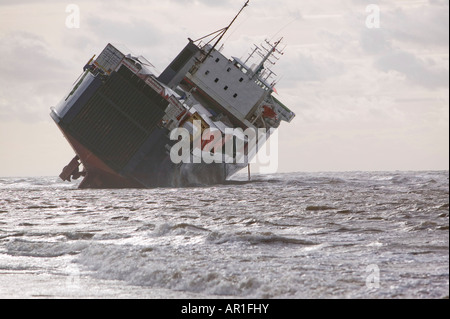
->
210, 55, 270, 94
204, 69, 242, 98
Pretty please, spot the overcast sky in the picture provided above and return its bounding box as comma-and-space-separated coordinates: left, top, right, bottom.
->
0, 0, 448, 177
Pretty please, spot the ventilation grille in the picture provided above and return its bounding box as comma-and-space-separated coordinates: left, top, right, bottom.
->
68, 66, 168, 171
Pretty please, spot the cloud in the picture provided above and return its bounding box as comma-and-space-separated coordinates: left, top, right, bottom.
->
356, 2, 449, 89
85, 16, 164, 49
168, 0, 232, 6
0, 0, 57, 5
0, 32, 73, 123
0, 32, 68, 83
280, 51, 346, 85
384, 2, 449, 47
374, 50, 449, 89
360, 28, 392, 55
0, 0, 448, 175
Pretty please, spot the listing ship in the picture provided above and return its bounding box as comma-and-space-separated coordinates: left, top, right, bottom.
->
50, 1, 295, 188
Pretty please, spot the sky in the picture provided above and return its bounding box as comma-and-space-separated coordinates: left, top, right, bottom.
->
0, 0, 448, 177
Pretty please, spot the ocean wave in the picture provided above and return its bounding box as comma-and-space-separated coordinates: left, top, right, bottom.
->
305, 205, 335, 211
6, 239, 89, 257
390, 175, 411, 184
92, 233, 132, 240
0, 171, 448, 298
0, 177, 79, 190
151, 223, 211, 237
206, 231, 317, 246
75, 243, 262, 296
62, 232, 96, 240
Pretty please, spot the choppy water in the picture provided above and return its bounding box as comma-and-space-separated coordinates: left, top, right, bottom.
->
0, 171, 448, 299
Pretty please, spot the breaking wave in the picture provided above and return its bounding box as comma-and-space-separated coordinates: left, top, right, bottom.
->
75, 243, 264, 296
0, 170, 448, 298
206, 231, 317, 246
6, 239, 89, 258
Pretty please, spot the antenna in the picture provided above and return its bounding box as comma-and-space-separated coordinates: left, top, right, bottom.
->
195, 0, 250, 63
244, 44, 261, 65
250, 37, 285, 80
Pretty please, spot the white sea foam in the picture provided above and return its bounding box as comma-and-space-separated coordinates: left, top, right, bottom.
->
0, 171, 448, 298
6, 239, 89, 258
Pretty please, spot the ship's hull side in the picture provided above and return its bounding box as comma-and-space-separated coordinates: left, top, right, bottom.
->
54, 117, 245, 188
51, 67, 245, 188
51, 56, 249, 188
59, 127, 144, 188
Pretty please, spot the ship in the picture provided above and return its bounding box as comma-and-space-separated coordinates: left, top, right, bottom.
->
50, 1, 295, 188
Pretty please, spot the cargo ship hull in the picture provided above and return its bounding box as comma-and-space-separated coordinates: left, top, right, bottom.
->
51, 5, 295, 188
51, 65, 245, 188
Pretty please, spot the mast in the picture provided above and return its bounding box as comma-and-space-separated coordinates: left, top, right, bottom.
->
251, 37, 283, 80
199, 0, 250, 63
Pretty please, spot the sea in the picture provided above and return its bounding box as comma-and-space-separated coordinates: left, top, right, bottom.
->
0, 171, 448, 299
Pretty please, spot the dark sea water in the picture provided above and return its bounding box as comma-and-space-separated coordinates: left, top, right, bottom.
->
0, 171, 448, 299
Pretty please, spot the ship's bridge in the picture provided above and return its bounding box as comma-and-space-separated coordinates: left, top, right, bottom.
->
231, 56, 273, 92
